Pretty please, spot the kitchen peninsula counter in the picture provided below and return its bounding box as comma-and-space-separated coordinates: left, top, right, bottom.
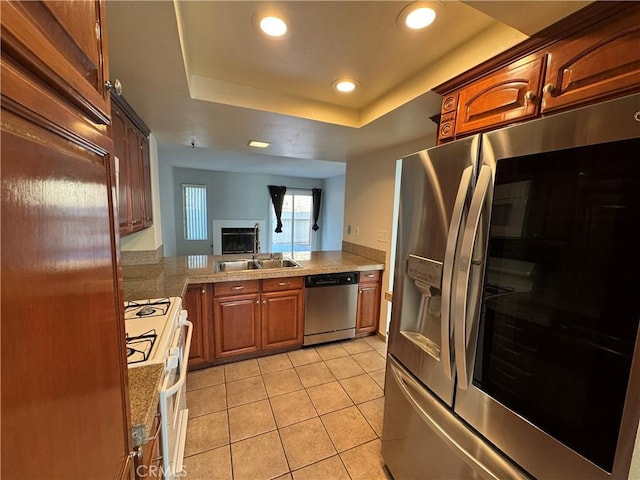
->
122, 250, 384, 301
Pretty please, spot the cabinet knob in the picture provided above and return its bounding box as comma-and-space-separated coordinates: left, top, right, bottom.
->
105, 79, 123, 96
201, 288, 206, 294
524, 90, 536, 102
542, 83, 556, 96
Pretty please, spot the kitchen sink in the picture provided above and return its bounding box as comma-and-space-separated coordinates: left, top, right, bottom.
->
215, 258, 302, 272
215, 260, 260, 272
256, 259, 302, 269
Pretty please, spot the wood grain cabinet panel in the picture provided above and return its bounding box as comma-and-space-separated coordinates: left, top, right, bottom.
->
455, 54, 545, 136
184, 284, 213, 368
213, 293, 261, 358
1, 1, 131, 478
356, 271, 381, 336
111, 94, 152, 236
541, 5, 640, 113
261, 289, 304, 350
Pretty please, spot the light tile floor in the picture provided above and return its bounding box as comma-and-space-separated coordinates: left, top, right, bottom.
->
183, 335, 391, 480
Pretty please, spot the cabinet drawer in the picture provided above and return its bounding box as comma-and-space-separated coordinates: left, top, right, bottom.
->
214, 280, 260, 296
359, 270, 381, 284
262, 276, 303, 292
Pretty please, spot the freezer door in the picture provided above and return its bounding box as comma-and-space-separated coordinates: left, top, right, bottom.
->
381, 355, 531, 480
388, 135, 479, 406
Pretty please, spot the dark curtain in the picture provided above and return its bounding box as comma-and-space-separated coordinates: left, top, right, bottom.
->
312, 188, 322, 231
268, 185, 287, 233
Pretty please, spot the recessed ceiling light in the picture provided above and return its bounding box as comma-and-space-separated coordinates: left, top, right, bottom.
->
398, 2, 442, 31
333, 79, 359, 93
259, 16, 287, 37
248, 140, 271, 148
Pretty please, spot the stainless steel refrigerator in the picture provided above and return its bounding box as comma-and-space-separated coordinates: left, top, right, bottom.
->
382, 93, 640, 479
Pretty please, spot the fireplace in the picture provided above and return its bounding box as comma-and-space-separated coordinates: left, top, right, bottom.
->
212, 219, 265, 255
221, 228, 256, 254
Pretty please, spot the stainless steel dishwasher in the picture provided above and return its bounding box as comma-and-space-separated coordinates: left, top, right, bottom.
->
304, 272, 360, 346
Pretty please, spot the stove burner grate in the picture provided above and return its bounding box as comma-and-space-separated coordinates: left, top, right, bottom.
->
126, 329, 157, 364
125, 298, 171, 318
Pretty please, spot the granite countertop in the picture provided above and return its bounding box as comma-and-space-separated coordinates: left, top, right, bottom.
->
123, 250, 384, 301
128, 363, 164, 448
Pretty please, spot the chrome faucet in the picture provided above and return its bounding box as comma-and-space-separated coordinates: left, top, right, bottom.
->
252, 223, 260, 259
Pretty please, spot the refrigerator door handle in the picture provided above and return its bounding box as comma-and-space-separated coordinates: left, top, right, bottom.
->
455, 164, 492, 390
440, 165, 474, 379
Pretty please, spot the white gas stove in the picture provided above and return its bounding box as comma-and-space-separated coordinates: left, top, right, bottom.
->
124, 297, 182, 368
124, 296, 193, 479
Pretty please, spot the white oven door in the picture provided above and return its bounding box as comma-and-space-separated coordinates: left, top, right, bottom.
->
159, 311, 192, 480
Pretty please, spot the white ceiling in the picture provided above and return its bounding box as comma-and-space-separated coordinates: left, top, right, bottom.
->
106, 1, 589, 179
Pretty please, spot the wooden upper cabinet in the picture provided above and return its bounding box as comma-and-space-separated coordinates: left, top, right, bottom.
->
127, 123, 145, 228
541, 4, 640, 113
1, 1, 110, 125
111, 94, 151, 237
2, 1, 131, 478
455, 54, 545, 136
141, 136, 153, 227
112, 103, 131, 235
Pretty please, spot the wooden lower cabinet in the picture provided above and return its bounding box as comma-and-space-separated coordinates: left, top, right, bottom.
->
356, 271, 381, 336
261, 289, 304, 350
134, 404, 162, 479
184, 284, 213, 368
214, 292, 262, 358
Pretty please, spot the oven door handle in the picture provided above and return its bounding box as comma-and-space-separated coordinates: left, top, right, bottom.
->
162, 318, 193, 396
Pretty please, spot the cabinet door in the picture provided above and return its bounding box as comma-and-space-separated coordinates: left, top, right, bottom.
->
455, 54, 545, 136
141, 135, 153, 228
261, 290, 304, 350
1, 2, 130, 478
111, 103, 131, 235
184, 284, 212, 368
541, 5, 640, 113
126, 122, 145, 231
356, 283, 381, 335
213, 293, 261, 358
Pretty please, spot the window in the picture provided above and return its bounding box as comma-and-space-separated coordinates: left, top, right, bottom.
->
182, 184, 207, 240
270, 191, 313, 254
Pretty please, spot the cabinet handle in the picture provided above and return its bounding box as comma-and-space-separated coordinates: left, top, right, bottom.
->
131, 219, 142, 226
105, 79, 123, 96
278, 282, 290, 286
543, 83, 556, 96
231, 286, 244, 290
366, 274, 375, 278
263, 300, 266, 304
524, 90, 536, 102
